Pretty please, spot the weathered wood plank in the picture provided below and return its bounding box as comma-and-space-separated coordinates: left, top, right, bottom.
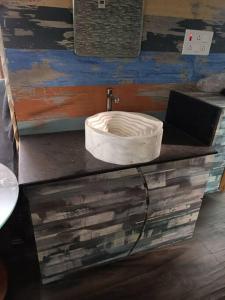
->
5, 49, 196, 88
144, 0, 225, 21
150, 198, 202, 221
39, 206, 199, 283
194, 55, 225, 80
0, 5, 73, 50
134, 223, 196, 254
31, 193, 145, 227
25, 168, 141, 200
1, 0, 72, 8
12, 84, 167, 121
41, 246, 129, 284
2, 0, 225, 20
220, 170, 225, 192
0, 29, 19, 144
1, 3, 225, 52
142, 15, 225, 53
140, 155, 213, 177
34, 219, 141, 252
3, 0, 225, 20
38, 227, 139, 259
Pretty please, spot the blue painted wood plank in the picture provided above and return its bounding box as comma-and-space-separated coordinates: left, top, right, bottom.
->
17, 111, 165, 135
194, 54, 225, 81
7, 48, 225, 88
5, 49, 195, 87
17, 117, 86, 135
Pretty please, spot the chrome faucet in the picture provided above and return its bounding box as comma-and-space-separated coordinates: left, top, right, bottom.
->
106, 88, 120, 111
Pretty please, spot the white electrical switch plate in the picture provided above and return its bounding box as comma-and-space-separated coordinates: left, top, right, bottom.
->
182, 29, 214, 56
98, 0, 106, 8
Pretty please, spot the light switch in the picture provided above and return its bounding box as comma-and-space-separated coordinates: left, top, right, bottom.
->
98, 0, 106, 8
182, 29, 214, 56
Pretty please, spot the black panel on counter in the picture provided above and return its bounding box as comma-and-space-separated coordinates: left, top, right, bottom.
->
166, 90, 222, 146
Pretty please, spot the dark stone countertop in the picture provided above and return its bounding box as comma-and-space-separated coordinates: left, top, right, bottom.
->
18, 124, 216, 186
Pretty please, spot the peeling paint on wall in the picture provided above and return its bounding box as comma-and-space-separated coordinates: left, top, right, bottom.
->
10, 60, 65, 87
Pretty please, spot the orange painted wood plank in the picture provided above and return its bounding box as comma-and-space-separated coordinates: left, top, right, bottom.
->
220, 170, 225, 192
13, 84, 167, 121
0, 58, 4, 79
12, 83, 196, 122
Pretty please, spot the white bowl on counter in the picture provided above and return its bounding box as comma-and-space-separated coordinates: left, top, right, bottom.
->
85, 111, 163, 165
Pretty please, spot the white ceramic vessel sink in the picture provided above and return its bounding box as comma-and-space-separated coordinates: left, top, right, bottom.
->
85, 111, 163, 165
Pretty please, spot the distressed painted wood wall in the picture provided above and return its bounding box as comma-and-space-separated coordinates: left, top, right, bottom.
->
1, 0, 225, 135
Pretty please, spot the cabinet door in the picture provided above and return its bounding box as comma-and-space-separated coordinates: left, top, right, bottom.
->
135, 156, 212, 253
23, 168, 146, 284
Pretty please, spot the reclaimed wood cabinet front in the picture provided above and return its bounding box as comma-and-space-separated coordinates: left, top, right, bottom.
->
23, 156, 213, 284
23, 169, 146, 284
207, 108, 225, 192
135, 156, 212, 253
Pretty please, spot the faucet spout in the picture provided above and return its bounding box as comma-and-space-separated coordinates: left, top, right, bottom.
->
106, 88, 120, 111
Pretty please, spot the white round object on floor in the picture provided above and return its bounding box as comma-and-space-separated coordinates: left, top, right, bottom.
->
0, 164, 18, 229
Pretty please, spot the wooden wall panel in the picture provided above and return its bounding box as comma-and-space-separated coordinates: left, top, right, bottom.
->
0, 5, 73, 50
6, 47, 225, 124
3, 0, 225, 19
12, 84, 168, 121
1, 0, 225, 135
1, 2, 225, 52
12, 82, 196, 127
5, 49, 195, 88
144, 0, 225, 20
4, 48, 197, 132
1, 0, 72, 8
142, 16, 225, 53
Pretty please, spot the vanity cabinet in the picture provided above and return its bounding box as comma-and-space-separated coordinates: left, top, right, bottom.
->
23, 155, 213, 284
